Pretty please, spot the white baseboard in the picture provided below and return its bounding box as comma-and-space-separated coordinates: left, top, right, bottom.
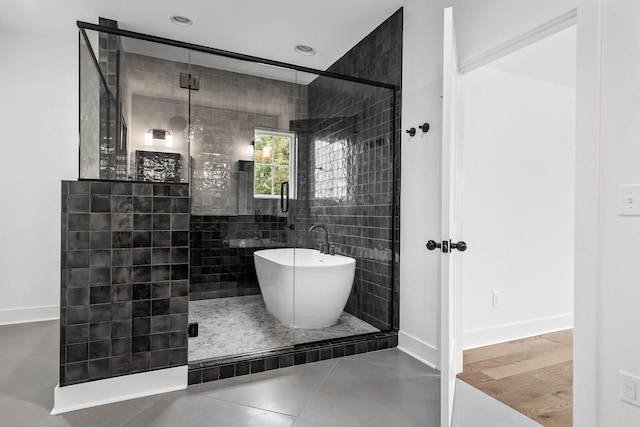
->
463, 313, 573, 350
52, 366, 188, 414
397, 330, 439, 370
0, 305, 59, 325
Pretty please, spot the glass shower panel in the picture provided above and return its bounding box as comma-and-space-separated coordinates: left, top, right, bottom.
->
79, 31, 102, 179
292, 71, 395, 344
118, 36, 190, 183
79, 29, 190, 182
187, 51, 299, 361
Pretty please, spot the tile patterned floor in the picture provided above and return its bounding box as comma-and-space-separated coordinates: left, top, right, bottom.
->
188, 295, 379, 361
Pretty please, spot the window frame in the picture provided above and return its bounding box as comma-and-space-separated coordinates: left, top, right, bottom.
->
253, 128, 297, 200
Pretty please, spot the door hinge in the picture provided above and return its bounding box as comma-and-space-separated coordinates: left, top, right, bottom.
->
180, 73, 200, 90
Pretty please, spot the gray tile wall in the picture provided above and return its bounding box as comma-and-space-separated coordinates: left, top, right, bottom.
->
60, 180, 190, 386
119, 51, 308, 215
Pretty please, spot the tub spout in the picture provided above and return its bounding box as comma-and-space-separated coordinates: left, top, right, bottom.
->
307, 224, 330, 254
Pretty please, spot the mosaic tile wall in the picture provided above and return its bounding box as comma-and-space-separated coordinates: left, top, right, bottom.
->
60, 180, 190, 386
300, 9, 403, 330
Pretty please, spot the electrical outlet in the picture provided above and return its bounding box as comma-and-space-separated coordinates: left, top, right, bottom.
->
492, 291, 502, 308
620, 371, 640, 407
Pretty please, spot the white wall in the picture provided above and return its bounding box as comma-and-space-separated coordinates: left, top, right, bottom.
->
398, 0, 640, 424
590, 0, 640, 424
459, 66, 575, 349
573, 1, 601, 424
0, 30, 78, 323
398, 0, 579, 368
397, 0, 446, 366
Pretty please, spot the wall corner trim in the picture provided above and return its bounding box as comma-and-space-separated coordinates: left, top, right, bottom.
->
397, 330, 439, 369
51, 366, 187, 414
459, 8, 578, 74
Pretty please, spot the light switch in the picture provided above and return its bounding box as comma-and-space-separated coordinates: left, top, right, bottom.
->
618, 185, 640, 216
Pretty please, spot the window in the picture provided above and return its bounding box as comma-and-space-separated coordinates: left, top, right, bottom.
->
253, 129, 296, 198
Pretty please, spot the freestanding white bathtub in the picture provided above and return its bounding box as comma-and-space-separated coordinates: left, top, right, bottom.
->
254, 248, 356, 328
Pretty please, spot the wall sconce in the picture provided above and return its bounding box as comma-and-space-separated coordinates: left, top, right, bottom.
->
247, 140, 255, 157
145, 129, 173, 148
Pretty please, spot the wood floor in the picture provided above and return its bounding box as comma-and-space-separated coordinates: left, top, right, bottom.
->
457, 329, 573, 427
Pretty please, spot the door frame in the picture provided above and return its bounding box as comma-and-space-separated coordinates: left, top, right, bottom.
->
440, 6, 595, 427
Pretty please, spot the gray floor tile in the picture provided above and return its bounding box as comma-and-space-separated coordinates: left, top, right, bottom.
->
0, 352, 58, 398
189, 359, 337, 416
120, 391, 296, 427
55, 394, 165, 427
452, 385, 463, 427
346, 348, 440, 376
294, 359, 440, 427
0, 393, 71, 427
0, 321, 59, 363
11, 379, 58, 412
455, 380, 543, 427
0, 318, 549, 427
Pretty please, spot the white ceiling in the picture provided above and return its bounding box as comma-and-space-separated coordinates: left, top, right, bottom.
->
1, 0, 406, 72
486, 25, 577, 88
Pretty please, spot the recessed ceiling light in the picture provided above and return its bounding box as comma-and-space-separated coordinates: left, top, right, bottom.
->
170, 16, 193, 27
294, 44, 316, 56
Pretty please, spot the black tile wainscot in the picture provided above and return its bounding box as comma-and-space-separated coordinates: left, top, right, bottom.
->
60, 181, 190, 386
187, 331, 398, 385
189, 214, 288, 300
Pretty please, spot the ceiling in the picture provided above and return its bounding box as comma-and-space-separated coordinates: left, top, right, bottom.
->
486, 25, 577, 88
1, 0, 406, 72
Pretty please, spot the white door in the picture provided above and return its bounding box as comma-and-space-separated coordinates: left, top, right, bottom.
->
440, 7, 464, 427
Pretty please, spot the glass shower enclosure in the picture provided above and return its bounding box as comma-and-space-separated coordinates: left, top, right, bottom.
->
78, 21, 397, 365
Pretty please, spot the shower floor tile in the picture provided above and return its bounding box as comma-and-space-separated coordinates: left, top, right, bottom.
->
188, 295, 379, 362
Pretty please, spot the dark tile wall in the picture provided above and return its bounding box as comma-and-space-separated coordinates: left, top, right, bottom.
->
189, 214, 288, 300
300, 9, 403, 330
188, 331, 398, 385
60, 180, 190, 386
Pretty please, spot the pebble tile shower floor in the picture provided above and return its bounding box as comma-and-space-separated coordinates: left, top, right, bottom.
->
188, 295, 379, 361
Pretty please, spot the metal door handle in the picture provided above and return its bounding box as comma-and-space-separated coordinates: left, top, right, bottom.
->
280, 181, 289, 212
426, 240, 441, 250
426, 240, 449, 252
427, 240, 466, 253
450, 241, 467, 252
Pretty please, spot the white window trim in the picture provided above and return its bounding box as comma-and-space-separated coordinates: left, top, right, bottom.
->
253, 128, 297, 200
